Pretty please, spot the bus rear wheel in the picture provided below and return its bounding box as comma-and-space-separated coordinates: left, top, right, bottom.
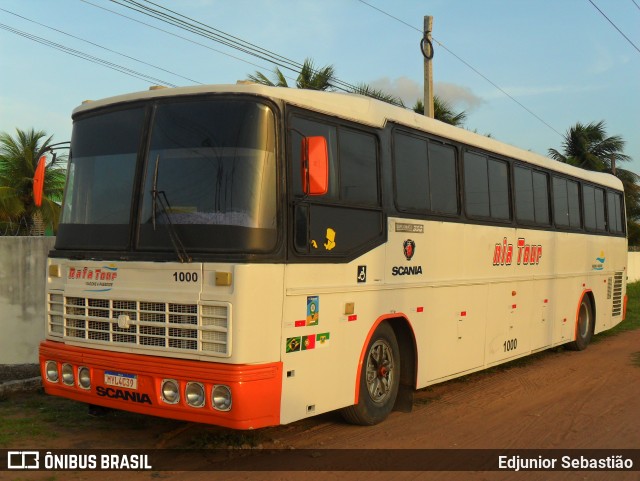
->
341, 323, 400, 425
568, 295, 594, 351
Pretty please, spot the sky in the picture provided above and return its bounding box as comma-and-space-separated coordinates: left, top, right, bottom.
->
1, 0, 639, 173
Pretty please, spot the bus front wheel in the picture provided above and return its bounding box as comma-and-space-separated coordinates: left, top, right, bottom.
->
568, 295, 594, 351
341, 323, 400, 425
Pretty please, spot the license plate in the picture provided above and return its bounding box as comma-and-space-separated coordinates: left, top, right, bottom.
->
104, 371, 138, 390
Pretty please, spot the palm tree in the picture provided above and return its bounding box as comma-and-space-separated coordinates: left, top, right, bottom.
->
0, 128, 66, 235
248, 58, 336, 91
549, 120, 639, 244
413, 96, 467, 126
347, 83, 405, 107
548, 121, 630, 171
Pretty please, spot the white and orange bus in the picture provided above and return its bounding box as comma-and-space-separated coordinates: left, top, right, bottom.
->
40, 84, 627, 429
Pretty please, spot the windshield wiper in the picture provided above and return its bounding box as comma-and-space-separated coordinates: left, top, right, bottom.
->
151, 154, 192, 263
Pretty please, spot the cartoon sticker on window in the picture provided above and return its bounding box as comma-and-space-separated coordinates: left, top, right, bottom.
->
324, 228, 336, 251
307, 296, 319, 326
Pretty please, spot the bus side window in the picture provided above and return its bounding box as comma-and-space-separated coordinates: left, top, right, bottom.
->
515, 166, 550, 225
553, 176, 581, 229
464, 152, 510, 220
607, 191, 624, 234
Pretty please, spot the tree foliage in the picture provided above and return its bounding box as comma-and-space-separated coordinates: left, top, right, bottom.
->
0, 128, 66, 235
549, 121, 639, 244
248, 58, 336, 91
247, 58, 467, 127
413, 97, 467, 127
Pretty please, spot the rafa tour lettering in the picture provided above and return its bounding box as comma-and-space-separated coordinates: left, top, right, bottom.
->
68, 267, 118, 281
493, 237, 542, 266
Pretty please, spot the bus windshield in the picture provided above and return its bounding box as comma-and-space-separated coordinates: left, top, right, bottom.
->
57, 98, 278, 254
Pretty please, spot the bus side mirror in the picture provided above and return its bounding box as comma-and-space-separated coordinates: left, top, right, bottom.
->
301, 136, 328, 196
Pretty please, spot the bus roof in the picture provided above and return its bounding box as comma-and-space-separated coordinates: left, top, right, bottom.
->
74, 83, 623, 191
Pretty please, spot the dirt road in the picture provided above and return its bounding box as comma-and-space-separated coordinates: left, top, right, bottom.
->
5, 329, 640, 481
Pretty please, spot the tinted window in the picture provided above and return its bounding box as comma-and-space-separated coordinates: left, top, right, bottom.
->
594, 187, 605, 231
583, 185, 596, 230
464, 152, 490, 217
429, 143, 458, 214
488, 159, 510, 219
394, 133, 429, 211
138, 99, 278, 253
464, 152, 510, 220
553, 176, 581, 228
583, 185, 606, 231
58, 107, 146, 250
567, 180, 580, 228
340, 129, 378, 204
291, 117, 339, 199
515, 166, 534, 222
291, 116, 378, 205
532, 171, 550, 225
393, 133, 457, 215
607, 191, 624, 233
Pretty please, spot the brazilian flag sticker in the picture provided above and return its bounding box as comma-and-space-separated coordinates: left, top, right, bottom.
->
316, 332, 330, 347
286, 336, 301, 353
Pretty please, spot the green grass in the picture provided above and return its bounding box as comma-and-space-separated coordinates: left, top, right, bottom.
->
0, 390, 156, 447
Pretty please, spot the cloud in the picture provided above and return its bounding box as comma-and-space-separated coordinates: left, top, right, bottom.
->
434, 82, 484, 111
368, 76, 422, 106
367, 77, 484, 111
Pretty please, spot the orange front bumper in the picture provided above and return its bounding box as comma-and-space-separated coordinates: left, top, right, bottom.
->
39, 340, 282, 430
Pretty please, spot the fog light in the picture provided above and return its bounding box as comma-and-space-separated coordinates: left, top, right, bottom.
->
212, 384, 232, 411
161, 379, 180, 404
45, 361, 59, 383
78, 367, 91, 389
61, 363, 74, 386
185, 382, 205, 408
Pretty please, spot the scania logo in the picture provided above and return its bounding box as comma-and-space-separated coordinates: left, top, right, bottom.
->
96, 386, 152, 404
403, 239, 416, 261
117, 314, 130, 329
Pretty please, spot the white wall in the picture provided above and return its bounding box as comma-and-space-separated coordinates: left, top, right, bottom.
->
628, 252, 640, 283
0, 237, 55, 364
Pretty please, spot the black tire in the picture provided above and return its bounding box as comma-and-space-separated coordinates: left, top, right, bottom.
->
567, 295, 594, 351
340, 323, 400, 426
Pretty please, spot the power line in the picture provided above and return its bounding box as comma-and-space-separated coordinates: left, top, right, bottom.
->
107, 0, 361, 93
0, 22, 177, 86
633, 0, 640, 11
0, 7, 201, 85
356, 0, 564, 137
80, 0, 294, 82
587, 0, 640, 54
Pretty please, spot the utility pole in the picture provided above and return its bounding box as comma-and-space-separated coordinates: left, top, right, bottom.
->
423, 15, 434, 118
611, 154, 617, 176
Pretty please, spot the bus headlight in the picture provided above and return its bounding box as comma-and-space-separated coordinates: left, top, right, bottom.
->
45, 361, 59, 383
78, 367, 91, 389
185, 382, 205, 408
161, 379, 180, 404
61, 363, 75, 386
212, 384, 232, 411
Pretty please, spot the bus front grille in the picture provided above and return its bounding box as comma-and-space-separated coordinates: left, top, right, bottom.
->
47, 294, 231, 357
